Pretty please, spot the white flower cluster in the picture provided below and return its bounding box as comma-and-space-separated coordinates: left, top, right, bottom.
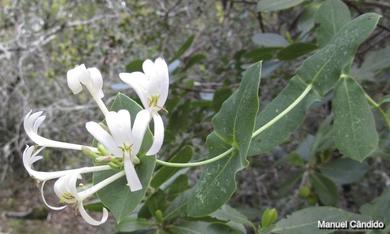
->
22, 58, 169, 225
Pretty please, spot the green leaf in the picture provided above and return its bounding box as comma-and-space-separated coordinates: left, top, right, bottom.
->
116, 217, 155, 232
95, 156, 156, 222
168, 221, 244, 234
150, 146, 193, 188
360, 189, 390, 223
211, 205, 254, 229
315, 0, 351, 47
249, 13, 380, 156
277, 43, 318, 60
206, 223, 244, 234
172, 35, 195, 61
144, 190, 167, 219
320, 158, 368, 184
180, 63, 262, 217
244, 48, 278, 62
310, 172, 338, 206
248, 76, 320, 156
356, 47, 390, 81
251, 33, 288, 47
296, 134, 316, 161
212, 87, 233, 112
213, 61, 262, 156
168, 221, 210, 234
185, 133, 240, 216
166, 174, 189, 200
298, 13, 380, 95
380, 94, 390, 106
83, 200, 104, 212
333, 78, 379, 161
273, 207, 370, 234
257, 0, 305, 12
93, 93, 155, 222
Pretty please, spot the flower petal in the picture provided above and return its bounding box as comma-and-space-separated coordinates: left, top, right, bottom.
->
142, 59, 155, 80
105, 110, 132, 146
67, 69, 83, 94
78, 202, 108, 226
132, 109, 152, 154
87, 67, 104, 98
24, 111, 90, 151
154, 57, 169, 106
124, 153, 142, 192
119, 72, 149, 108
86, 122, 120, 156
41, 181, 67, 211
67, 64, 89, 94
53, 173, 80, 200
146, 114, 164, 155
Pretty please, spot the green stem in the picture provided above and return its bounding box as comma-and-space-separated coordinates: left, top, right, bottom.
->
155, 84, 314, 168
156, 148, 234, 168
251, 84, 313, 138
365, 93, 390, 130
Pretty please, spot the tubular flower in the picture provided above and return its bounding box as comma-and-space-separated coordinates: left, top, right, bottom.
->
24, 111, 96, 151
22, 145, 112, 211
23, 145, 111, 182
67, 64, 109, 116
86, 110, 144, 192
119, 58, 169, 155
53, 171, 124, 226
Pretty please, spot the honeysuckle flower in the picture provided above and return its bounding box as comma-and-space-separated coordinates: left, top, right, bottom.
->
67, 64, 109, 116
23, 145, 112, 211
119, 58, 169, 156
86, 110, 144, 192
23, 145, 111, 182
52, 171, 125, 226
24, 111, 97, 151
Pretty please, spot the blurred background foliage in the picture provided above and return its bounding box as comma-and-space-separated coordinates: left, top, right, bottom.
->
0, 0, 389, 233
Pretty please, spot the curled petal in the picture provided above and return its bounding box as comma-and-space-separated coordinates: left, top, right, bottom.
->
146, 114, 164, 156
33, 115, 46, 133
123, 153, 142, 192
24, 111, 92, 151
132, 109, 152, 154
86, 122, 120, 156
23, 145, 43, 177
23, 145, 111, 181
41, 181, 67, 211
78, 201, 108, 226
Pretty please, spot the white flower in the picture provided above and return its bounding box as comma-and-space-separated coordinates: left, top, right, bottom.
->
86, 110, 144, 192
67, 64, 104, 98
22, 145, 112, 211
23, 145, 110, 182
23, 111, 97, 151
119, 58, 169, 155
67, 64, 108, 116
53, 171, 124, 226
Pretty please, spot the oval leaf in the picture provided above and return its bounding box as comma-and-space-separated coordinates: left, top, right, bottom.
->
333, 78, 379, 161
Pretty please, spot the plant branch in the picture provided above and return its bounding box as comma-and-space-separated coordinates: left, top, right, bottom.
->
155, 84, 314, 167
364, 93, 390, 130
